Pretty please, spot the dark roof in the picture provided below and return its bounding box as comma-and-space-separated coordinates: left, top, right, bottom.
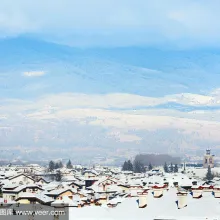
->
9, 174, 35, 182
37, 178, 50, 183
3, 185, 43, 194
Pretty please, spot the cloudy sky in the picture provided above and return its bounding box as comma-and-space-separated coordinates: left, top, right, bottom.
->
0, 0, 220, 47
1, 1, 220, 162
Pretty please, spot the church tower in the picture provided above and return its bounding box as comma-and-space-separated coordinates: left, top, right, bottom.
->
203, 148, 214, 168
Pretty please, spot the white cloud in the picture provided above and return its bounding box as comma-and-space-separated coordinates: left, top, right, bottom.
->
23, 71, 46, 77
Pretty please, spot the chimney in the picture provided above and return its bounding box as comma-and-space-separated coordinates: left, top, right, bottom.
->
152, 185, 165, 198
191, 186, 203, 198
137, 191, 148, 208
213, 186, 220, 198
177, 191, 188, 209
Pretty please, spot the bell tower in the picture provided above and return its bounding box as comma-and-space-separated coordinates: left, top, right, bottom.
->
203, 148, 214, 168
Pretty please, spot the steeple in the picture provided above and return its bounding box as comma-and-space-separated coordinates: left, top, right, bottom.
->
206, 148, 211, 155
203, 148, 214, 168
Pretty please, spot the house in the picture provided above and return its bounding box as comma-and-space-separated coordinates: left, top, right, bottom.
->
8, 174, 35, 185
45, 188, 76, 200
51, 196, 84, 208
35, 177, 50, 185
87, 184, 121, 205
97, 177, 118, 186
68, 181, 84, 189
82, 170, 99, 178
83, 170, 99, 188
2, 184, 43, 202
15, 193, 54, 205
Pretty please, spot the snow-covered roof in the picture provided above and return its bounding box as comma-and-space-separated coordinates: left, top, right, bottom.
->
45, 188, 76, 196
16, 192, 54, 203
68, 187, 220, 220
3, 184, 42, 193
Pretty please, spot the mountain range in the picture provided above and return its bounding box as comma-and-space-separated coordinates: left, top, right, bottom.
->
1, 37, 220, 162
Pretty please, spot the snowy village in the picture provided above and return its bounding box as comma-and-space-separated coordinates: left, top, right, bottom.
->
0, 150, 220, 220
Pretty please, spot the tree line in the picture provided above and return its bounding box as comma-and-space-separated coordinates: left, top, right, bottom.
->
134, 154, 180, 166
122, 159, 153, 173
48, 159, 73, 171
47, 159, 73, 182
122, 160, 217, 181
163, 162, 178, 173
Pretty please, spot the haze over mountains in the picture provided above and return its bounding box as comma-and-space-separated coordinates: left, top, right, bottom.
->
1, 37, 220, 161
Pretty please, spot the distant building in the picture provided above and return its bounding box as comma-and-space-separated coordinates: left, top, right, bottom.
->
203, 149, 214, 168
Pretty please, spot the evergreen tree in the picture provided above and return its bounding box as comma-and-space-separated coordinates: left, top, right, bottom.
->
206, 165, 214, 181
55, 170, 62, 182
122, 161, 128, 171
49, 161, 55, 171
66, 160, 73, 169
170, 163, 174, 173
54, 162, 60, 169
174, 164, 178, 173
164, 162, 169, 173
183, 162, 186, 173
58, 161, 63, 168
50, 174, 55, 181
133, 160, 141, 173
133, 160, 145, 173
148, 163, 153, 170
140, 162, 146, 173
53, 161, 63, 169
127, 160, 133, 171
